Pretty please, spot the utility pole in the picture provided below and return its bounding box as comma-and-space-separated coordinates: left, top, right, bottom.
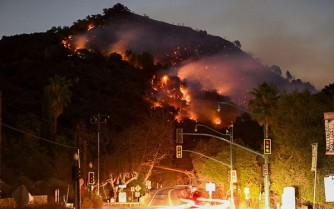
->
90, 113, 109, 196
73, 150, 81, 209
263, 110, 271, 209
76, 124, 88, 185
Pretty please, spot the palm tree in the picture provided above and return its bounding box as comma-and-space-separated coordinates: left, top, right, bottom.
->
45, 75, 72, 138
248, 82, 279, 137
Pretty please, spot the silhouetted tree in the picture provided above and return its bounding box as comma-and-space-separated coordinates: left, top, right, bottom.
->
233, 40, 241, 48
44, 75, 72, 139
248, 82, 280, 137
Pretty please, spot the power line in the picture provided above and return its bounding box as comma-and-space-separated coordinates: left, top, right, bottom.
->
1, 123, 76, 149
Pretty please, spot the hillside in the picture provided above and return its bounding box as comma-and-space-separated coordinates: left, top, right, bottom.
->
59, 3, 317, 123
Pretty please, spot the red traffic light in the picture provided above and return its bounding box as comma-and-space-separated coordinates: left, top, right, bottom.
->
264, 139, 271, 154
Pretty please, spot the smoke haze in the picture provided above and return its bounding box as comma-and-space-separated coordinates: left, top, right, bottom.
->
64, 11, 317, 125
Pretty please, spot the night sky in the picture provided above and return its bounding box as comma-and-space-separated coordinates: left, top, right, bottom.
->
1, 0, 333, 90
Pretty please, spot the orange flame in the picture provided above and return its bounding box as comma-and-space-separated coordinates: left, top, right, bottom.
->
213, 116, 221, 125
180, 85, 191, 104
87, 23, 95, 31
62, 34, 88, 51
162, 75, 169, 85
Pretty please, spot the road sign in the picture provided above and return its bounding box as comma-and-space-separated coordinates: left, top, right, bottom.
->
205, 182, 216, 199
119, 184, 126, 189
118, 192, 127, 202
135, 185, 141, 192
135, 192, 140, 197
205, 182, 216, 192
146, 180, 152, 189
311, 143, 318, 171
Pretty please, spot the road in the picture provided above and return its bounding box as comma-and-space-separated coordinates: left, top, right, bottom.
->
147, 185, 191, 208
103, 185, 191, 209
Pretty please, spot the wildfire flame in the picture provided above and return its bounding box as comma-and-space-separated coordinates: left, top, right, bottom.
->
146, 73, 236, 127
62, 34, 88, 51
87, 23, 95, 31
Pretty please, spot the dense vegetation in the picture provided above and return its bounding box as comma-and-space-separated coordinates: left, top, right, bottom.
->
0, 3, 333, 209
191, 83, 334, 208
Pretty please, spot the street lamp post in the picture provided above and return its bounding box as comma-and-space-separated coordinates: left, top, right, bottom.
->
195, 124, 235, 209
218, 102, 271, 209
90, 113, 109, 196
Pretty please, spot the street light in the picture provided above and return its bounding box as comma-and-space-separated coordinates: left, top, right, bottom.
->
194, 123, 235, 209
90, 113, 109, 196
217, 101, 271, 209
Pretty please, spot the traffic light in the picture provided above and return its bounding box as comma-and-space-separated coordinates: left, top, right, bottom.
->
176, 145, 182, 158
77, 169, 81, 179
228, 170, 237, 183
264, 139, 271, 154
88, 172, 94, 184
231, 170, 237, 183
72, 165, 80, 181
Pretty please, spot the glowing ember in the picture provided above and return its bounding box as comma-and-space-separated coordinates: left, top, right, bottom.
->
87, 23, 95, 31
213, 117, 221, 125
162, 75, 169, 85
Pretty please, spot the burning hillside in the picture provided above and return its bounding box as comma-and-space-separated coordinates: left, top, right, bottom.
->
62, 4, 317, 126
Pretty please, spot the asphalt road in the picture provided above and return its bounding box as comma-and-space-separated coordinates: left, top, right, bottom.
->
102, 186, 191, 209
147, 185, 190, 207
